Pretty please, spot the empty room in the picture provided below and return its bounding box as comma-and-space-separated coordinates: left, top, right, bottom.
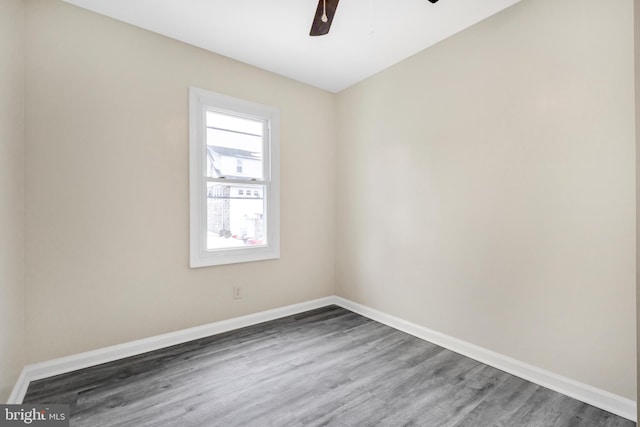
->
0, 0, 638, 425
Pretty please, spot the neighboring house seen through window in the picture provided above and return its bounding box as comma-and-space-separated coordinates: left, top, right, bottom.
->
189, 87, 280, 267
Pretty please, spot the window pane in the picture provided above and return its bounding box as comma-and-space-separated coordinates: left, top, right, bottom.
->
207, 182, 267, 250
207, 111, 263, 136
206, 111, 264, 180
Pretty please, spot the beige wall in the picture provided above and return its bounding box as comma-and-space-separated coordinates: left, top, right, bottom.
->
0, 0, 25, 402
336, 0, 636, 400
636, 0, 640, 418
24, 0, 336, 363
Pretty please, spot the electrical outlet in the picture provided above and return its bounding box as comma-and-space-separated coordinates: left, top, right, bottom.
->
233, 285, 242, 300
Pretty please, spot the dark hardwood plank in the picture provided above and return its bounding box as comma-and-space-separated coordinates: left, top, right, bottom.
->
23, 306, 635, 427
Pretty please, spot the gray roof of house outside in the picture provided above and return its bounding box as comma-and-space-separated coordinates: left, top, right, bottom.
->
207, 145, 261, 160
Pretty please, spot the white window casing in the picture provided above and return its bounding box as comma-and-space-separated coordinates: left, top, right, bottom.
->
189, 87, 280, 267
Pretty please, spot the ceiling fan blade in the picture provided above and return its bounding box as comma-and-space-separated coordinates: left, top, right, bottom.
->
310, 0, 340, 37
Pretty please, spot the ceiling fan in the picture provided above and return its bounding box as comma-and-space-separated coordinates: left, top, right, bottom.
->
310, 0, 440, 36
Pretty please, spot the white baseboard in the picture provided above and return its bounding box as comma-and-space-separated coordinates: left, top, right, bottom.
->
334, 296, 637, 422
7, 296, 335, 405
7, 370, 30, 405
8, 295, 637, 422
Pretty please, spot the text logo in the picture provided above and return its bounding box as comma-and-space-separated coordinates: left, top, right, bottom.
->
0, 405, 69, 427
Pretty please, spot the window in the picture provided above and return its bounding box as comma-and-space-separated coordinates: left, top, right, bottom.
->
189, 87, 280, 267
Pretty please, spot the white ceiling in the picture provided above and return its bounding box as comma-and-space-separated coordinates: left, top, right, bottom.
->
62, 0, 522, 93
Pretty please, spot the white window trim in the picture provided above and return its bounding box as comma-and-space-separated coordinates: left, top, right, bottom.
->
189, 87, 280, 268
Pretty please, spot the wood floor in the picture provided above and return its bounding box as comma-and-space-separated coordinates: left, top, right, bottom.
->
24, 306, 634, 427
